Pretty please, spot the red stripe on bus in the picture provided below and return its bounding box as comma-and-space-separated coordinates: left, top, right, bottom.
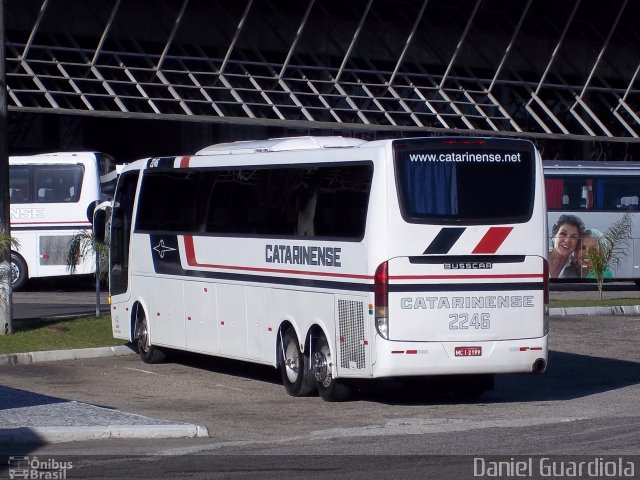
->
180, 156, 191, 168
10, 221, 91, 225
182, 235, 372, 280
471, 226, 513, 254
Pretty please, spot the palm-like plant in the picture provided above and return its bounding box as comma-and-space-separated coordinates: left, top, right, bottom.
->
0, 232, 18, 259
66, 231, 109, 284
585, 212, 632, 300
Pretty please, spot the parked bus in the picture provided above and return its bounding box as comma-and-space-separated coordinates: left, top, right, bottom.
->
97, 136, 548, 401
9, 151, 116, 290
544, 160, 640, 284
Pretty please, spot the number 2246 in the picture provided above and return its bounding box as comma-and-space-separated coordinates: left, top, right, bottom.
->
448, 313, 490, 330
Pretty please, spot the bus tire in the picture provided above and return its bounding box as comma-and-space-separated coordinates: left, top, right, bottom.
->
10, 253, 28, 291
313, 334, 351, 402
634, 279, 640, 289
280, 328, 316, 397
134, 309, 167, 364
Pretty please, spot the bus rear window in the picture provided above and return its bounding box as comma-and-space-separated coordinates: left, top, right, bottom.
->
394, 139, 535, 224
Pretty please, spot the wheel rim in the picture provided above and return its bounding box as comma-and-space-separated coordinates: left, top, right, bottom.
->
313, 343, 332, 387
135, 316, 149, 353
284, 341, 300, 383
10, 262, 19, 285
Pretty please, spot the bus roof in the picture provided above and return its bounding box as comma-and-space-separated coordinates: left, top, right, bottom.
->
195, 136, 367, 155
543, 160, 640, 172
9, 151, 102, 164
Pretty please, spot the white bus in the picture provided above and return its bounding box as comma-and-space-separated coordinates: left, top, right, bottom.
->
100, 136, 548, 401
544, 160, 640, 284
9, 151, 115, 290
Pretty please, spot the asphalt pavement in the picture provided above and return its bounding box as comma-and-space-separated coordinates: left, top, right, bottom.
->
10, 276, 110, 320
1, 280, 639, 445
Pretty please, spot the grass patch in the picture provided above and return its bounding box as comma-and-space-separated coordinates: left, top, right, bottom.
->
550, 298, 640, 308
0, 315, 127, 354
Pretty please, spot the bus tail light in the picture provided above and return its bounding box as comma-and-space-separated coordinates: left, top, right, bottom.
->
375, 261, 389, 339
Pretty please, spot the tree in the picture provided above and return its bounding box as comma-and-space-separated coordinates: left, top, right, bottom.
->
584, 212, 632, 300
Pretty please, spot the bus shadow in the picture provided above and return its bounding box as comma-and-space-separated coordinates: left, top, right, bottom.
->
166, 348, 640, 405
361, 350, 640, 405
494, 350, 640, 402
18, 275, 97, 292
168, 350, 283, 386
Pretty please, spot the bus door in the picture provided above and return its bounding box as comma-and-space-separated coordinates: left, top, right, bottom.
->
110, 171, 139, 298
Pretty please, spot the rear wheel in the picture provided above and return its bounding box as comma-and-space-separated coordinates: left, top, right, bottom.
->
10, 253, 28, 291
280, 328, 316, 397
312, 334, 351, 402
134, 308, 166, 364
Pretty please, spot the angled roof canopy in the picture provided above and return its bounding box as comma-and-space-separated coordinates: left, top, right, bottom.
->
5, 0, 640, 145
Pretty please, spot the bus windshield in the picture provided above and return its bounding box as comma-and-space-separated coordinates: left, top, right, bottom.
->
393, 138, 535, 224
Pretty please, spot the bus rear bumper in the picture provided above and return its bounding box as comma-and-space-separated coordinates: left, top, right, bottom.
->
371, 335, 548, 378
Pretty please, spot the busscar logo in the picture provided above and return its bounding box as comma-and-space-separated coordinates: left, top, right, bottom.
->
445, 262, 493, 270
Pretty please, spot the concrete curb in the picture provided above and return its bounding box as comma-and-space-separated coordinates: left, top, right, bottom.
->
0, 345, 135, 366
549, 305, 640, 316
0, 424, 210, 444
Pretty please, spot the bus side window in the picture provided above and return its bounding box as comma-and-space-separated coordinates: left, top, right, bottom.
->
544, 178, 565, 209
618, 196, 639, 210
10, 188, 27, 202
9, 165, 31, 203
34, 165, 84, 203
37, 186, 54, 201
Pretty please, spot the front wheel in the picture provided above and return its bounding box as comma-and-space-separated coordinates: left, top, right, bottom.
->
279, 328, 316, 397
312, 334, 351, 402
134, 308, 167, 364
10, 253, 28, 291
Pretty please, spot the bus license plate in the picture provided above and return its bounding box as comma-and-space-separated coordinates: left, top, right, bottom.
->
455, 346, 482, 357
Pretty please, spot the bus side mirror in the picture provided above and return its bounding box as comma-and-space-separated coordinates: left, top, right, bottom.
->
91, 200, 112, 244
93, 209, 107, 243
86, 200, 98, 223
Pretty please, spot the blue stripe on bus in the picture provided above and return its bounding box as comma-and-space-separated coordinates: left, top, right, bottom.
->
423, 227, 466, 254
148, 236, 544, 294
